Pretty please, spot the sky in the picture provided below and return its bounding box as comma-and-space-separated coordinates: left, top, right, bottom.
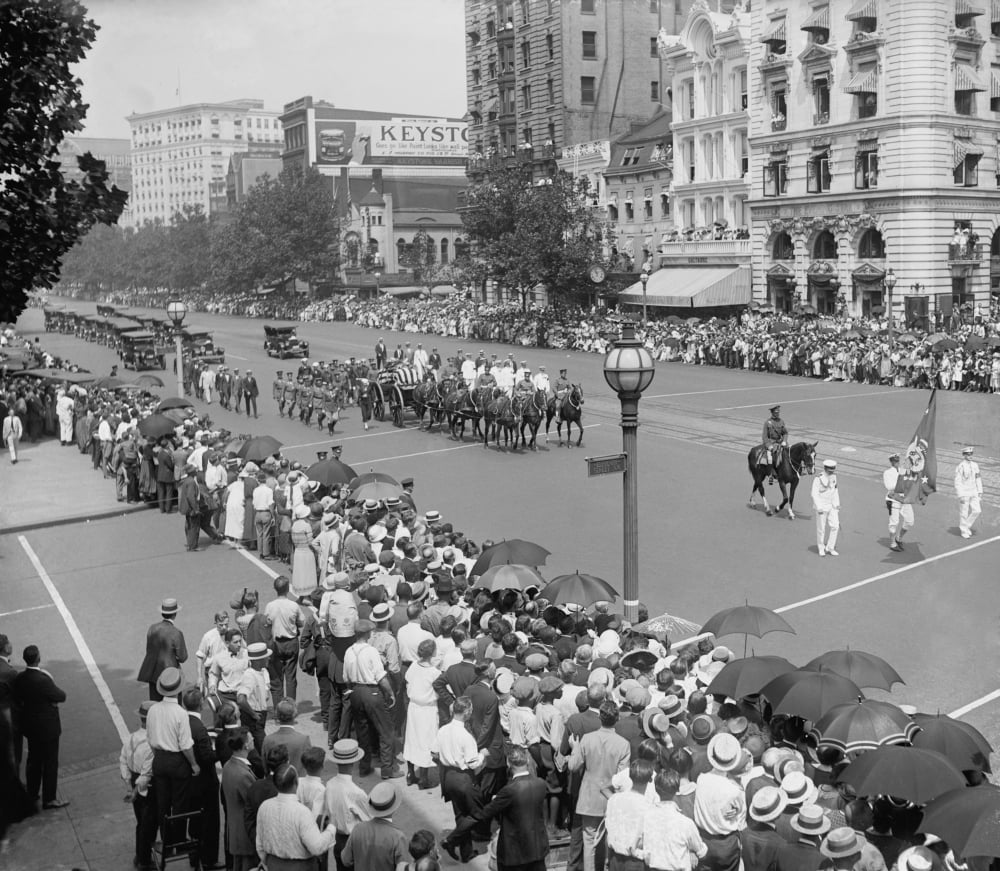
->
75, 0, 468, 138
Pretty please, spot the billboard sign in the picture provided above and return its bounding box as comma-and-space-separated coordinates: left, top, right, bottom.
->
314, 116, 467, 166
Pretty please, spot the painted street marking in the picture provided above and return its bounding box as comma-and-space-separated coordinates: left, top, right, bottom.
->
950, 688, 1000, 718
18, 536, 130, 744
774, 534, 1000, 616
644, 384, 820, 400
225, 353, 248, 361
716, 390, 898, 410
0, 603, 56, 619
283, 427, 418, 451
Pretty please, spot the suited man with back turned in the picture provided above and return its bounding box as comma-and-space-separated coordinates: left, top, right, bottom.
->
138, 598, 188, 701
13, 645, 69, 809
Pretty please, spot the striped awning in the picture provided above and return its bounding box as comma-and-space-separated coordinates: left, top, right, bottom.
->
846, 0, 878, 20
956, 0, 985, 15
954, 139, 984, 167
857, 139, 879, 152
761, 21, 787, 44
955, 65, 985, 92
993, 0, 1000, 23
844, 69, 878, 93
619, 266, 751, 309
801, 6, 830, 32
992, 70, 1000, 100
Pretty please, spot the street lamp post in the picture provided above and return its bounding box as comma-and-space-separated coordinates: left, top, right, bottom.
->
603, 320, 656, 623
639, 269, 650, 326
166, 298, 188, 398
374, 271, 381, 299
883, 268, 897, 348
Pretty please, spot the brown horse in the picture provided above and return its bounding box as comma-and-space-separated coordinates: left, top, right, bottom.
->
484, 392, 517, 450
513, 389, 546, 451
747, 441, 817, 519
414, 376, 450, 431
545, 384, 585, 447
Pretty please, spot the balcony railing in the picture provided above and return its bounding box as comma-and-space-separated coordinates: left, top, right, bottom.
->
660, 239, 751, 257
813, 111, 829, 125
771, 117, 787, 131
948, 242, 981, 262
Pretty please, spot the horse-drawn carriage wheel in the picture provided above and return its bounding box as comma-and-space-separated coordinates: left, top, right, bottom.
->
371, 383, 386, 421
391, 384, 405, 428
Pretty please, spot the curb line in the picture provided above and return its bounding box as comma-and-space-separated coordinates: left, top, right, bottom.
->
1, 502, 155, 536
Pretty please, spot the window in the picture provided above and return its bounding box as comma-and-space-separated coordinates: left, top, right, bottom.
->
814, 231, 837, 259
441, 238, 449, 264
763, 159, 788, 197
955, 153, 980, 186
739, 68, 748, 110
521, 40, 531, 67
813, 76, 830, 121
488, 61, 497, 79
772, 232, 794, 260
472, 67, 481, 85
858, 229, 885, 259
650, 37, 658, 57
546, 34, 554, 60
582, 31, 596, 58
651, 81, 659, 101
519, 0, 529, 23
486, 18, 496, 37
643, 190, 653, 220
581, 76, 596, 104
955, 89, 975, 116
608, 201, 618, 221
650, 0, 658, 10
855, 149, 878, 188
547, 77, 554, 104
858, 92, 878, 119
625, 195, 634, 221
621, 147, 641, 166
547, 122, 556, 143
771, 86, 787, 119
522, 127, 532, 146
521, 84, 532, 109
807, 151, 832, 193
581, 0, 595, 13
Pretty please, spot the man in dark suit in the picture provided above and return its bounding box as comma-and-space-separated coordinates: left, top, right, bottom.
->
182, 687, 222, 869
138, 598, 188, 700
0, 634, 21, 768
220, 728, 259, 871
466, 661, 506, 808
432, 638, 477, 725
13, 645, 68, 809
443, 745, 549, 871
155, 438, 176, 513
260, 698, 311, 772
243, 371, 260, 418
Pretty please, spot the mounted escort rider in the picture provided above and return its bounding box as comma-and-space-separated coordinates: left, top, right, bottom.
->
760, 404, 788, 485
552, 368, 571, 425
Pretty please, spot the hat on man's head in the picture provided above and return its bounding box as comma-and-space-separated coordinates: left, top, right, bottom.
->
161, 598, 180, 616
494, 668, 516, 695
896, 847, 936, 871
293, 504, 311, 520
511, 676, 537, 701
247, 642, 271, 661
727, 716, 749, 739
384, 496, 401, 509
524, 653, 548, 673
401, 477, 414, 488
820, 828, 863, 860
425, 510, 442, 524
659, 694, 685, 720
363, 499, 379, 512
410, 581, 429, 602
690, 714, 717, 744
962, 446, 974, 455
823, 459, 837, 470
625, 685, 652, 710
323, 571, 351, 591
770, 405, 781, 413
539, 675, 563, 694
707, 733, 744, 772
355, 619, 374, 635
156, 667, 184, 697
371, 602, 393, 623
641, 708, 670, 740
791, 804, 831, 837
367, 782, 402, 818
138, 700, 155, 718
331, 739, 365, 765
749, 786, 788, 823
781, 770, 818, 807
368, 525, 387, 543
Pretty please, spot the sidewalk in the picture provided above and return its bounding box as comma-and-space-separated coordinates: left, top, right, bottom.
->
1, 436, 152, 534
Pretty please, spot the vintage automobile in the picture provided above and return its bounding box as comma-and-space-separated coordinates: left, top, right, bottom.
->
181, 328, 225, 364
264, 325, 310, 359
120, 331, 167, 370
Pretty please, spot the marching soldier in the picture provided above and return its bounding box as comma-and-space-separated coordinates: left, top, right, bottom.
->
323, 384, 340, 434
311, 379, 326, 430
283, 373, 297, 420
299, 376, 315, 425
273, 371, 285, 417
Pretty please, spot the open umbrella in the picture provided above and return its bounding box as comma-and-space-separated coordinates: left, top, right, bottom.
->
809, 699, 918, 754
686, 316, 702, 325
471, 539, 551, 575
306, 458, 358, 489
90, 375, 127, 391
918, 785, 1000, 859
895, 333, 918, 344
702, 604, 795, 640
912, 714, 992, 773
768, 322, 792, 334
223, 435, 250, 455
137, 413, 179, 439
478, 564, 545, 593
838, 745, 965, 804
542, 572, 618, 608
965, 334, 986, 351
760, 668, 863, 722
706, 655, 796, 700
237, 435, 283, 463
932, 338, 960, 351
666, 315, 686, 325
804, 650, 904, 691
841, 330, 863, 339
348, 471, 400, 490
630, 611, 702, 642
925, 332, 949, 345
161, 407, 193, 425
157, 396, 194, 411
132, 373, 165, 389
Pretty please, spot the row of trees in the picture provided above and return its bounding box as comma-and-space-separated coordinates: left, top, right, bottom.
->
60, 166, 341, 297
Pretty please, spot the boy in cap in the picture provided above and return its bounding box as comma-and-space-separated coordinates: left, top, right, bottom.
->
811, 460, 841, 556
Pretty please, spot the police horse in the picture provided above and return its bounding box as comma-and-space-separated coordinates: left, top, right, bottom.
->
545, 384, 585, 447
747, 442, 817, 519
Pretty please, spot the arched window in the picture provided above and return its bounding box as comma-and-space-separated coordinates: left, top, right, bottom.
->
858, 228, 885, 259
772, 231, 794, 260
396, 238, 406, 261
440, 238, 449, 264
813, 230, 837, 259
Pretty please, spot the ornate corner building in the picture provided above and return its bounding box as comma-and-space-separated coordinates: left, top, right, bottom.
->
749, 0, 1000, 323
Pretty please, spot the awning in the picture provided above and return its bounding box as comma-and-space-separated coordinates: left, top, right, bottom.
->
992, 71, 1000, 99
955, 65, 985, 92
844, 69, 878, 94
993, 0, 1000, 23
857, 139, 879, 152
486, 97, 499, 113
618, 266, 751, 308
956, 0, 985, 15
801, 6, 830, 32
954, 139, 984, 167
382, 286, 426, 298
761, 21, 786, 44
846, 0, 878, 20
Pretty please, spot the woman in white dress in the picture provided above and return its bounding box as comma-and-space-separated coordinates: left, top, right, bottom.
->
223, 470, 247, 541
403, 638, 440, 789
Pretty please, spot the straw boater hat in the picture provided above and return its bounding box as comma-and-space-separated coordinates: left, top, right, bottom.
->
367, 782, 402, 818
821, 828, 863, 860
749, 786, 788, 824
791, 805, 831, 838
161, 598, 180, 616
330, 738, 365, 766
781, 770, 819, 807
247, 642, 271, 662
156, 667, 184, 697
706, 733, 744, 772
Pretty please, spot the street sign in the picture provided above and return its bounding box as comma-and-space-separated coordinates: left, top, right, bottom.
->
586, 453, 627, 476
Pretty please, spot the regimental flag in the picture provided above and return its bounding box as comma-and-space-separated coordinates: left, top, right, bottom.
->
893, 389, 938, 505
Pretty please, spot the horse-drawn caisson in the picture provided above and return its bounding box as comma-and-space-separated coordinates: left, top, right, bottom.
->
368, 363, 423, 427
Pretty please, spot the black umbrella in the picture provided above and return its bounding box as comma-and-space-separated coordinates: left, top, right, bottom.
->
157, 396, 194, 411
471, 539, 551, 575
306, 458, 358, 489
238, 435, 283, 463
137, 413, 179, 439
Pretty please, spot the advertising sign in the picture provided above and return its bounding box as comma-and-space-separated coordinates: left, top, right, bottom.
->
314, 117, 467, 166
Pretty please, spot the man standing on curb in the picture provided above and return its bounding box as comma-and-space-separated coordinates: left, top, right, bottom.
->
954, 446, 983, 539
14, 645, 68, 810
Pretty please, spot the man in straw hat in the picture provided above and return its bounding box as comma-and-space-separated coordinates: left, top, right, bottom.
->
954, 445, 983, 539
137, 598, 188, 701
777, 804, 830, 870
743, 786, 788, 871
820, 827, 866, 871
344, 619, 400, 780
322, 738, 369, 869
693, 733, 747, 870
237, 643, 273, 753
342, 782, 408, 870
120, 700, 157, 870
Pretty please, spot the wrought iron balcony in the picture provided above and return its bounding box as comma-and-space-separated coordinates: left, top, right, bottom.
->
948, 242, 981, 262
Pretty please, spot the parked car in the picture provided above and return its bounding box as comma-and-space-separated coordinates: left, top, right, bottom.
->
121, 331, 167, 370
181, 328, 225, 364
264, 325, 310, 359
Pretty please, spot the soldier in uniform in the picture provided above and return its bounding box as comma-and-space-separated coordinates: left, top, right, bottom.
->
532, 365, 550, 394
311, 379, 326, 431
299, 376, 315, 425
552, 367, 571, 425
273, 371, 285, 417
475, 362, 497, 391
761, 404, 788, 485
514, 368, 535, 400
428, 348, 442, 381
283, 373, 297, 420
323, 383, 340, 434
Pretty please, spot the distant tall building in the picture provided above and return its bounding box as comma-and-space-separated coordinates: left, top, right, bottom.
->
127, 98, 282, 226
464, 0, 695, 181
57, 136, 133, 224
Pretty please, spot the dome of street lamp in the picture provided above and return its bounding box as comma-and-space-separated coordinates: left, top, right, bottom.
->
166, 298, 188, 327
603, 322, 655, 397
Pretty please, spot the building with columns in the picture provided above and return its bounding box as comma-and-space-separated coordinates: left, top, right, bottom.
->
748, 0, 1000, 324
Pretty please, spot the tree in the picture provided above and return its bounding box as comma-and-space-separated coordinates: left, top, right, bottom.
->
166, 205, 211, 291
461, 167, 605, 310
1, 0, 128, 322
399, 228, 436, 283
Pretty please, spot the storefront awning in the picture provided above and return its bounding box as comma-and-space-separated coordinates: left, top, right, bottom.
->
618, 266, 751, 308
761, 21, 786, 44
844, 69, 878, 94
992, 70, 1000, 99
801, 6, 830, 32
382, 286, 426, 298
955, 65, 985, 92
846, 0, 878, 20
956, 0, 985, 15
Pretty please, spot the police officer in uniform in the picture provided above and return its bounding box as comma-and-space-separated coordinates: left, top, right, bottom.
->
761, 404, 788, 484
273, 371, 285, 417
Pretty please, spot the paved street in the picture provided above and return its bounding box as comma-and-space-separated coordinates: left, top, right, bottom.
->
2, 302, 998, 868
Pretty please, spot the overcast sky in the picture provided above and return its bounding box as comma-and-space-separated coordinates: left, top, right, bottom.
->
75, 0, 467, 138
